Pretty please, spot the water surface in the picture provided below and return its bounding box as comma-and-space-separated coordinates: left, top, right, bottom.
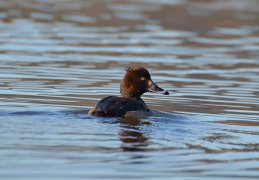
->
0, 0, 259, 179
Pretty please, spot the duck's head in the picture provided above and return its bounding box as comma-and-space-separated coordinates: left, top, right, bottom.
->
120, 66, 169, 99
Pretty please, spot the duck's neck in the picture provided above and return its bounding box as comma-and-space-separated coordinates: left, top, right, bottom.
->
121, 94, 142, 100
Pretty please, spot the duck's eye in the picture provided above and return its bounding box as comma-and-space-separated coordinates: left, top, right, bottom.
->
140, 77, 146, 81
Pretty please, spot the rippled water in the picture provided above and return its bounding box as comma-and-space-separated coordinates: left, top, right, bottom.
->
1, 0, 259, 179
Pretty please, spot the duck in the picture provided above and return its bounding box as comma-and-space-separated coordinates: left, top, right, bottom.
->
88, 66, 169, 118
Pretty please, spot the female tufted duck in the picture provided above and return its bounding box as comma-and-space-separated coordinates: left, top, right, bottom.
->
88, 66, 169, 118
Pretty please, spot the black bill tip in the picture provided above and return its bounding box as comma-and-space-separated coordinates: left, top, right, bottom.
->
164, 91, 169, 95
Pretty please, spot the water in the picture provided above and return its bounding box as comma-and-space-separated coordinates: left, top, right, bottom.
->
0, 0, 259, 179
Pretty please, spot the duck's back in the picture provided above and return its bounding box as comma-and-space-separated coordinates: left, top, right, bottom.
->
88, 96, 152, 117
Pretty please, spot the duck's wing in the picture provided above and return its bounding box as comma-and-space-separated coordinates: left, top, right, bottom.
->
88, 96, 150, 117
88, 96, 125, 117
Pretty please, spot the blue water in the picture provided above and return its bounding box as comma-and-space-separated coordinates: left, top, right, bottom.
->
1, 109, 258, 179
0, 0, 259, 179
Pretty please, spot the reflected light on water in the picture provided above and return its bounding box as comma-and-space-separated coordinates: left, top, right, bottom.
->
0, 0, 259, 179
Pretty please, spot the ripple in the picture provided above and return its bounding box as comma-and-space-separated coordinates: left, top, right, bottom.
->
1, 0, 259, 179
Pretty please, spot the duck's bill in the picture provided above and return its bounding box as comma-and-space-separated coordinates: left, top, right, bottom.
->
147, 81, 169, 95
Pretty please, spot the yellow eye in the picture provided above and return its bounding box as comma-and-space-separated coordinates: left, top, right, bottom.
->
140, 77, 146, 81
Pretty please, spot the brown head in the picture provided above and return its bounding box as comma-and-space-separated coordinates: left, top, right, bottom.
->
120, 66, 169, 99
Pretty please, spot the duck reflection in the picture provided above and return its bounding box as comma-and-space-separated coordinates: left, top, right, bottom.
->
118, 118, 150, 151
